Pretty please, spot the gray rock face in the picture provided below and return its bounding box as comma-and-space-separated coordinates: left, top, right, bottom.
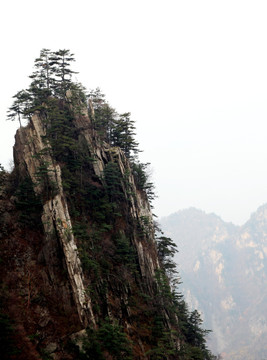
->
14, 113, 95, 328
160, 206, 267, 359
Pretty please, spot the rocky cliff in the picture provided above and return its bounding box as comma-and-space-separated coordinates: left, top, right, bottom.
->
0, 49, 216, 360
0, 103, 161, 359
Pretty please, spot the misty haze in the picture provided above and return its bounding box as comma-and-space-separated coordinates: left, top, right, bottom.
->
1, 1, 267, 359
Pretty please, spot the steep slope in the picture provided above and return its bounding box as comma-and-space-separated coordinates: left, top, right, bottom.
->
0, 49, 215, 360
160, 207, 267, 359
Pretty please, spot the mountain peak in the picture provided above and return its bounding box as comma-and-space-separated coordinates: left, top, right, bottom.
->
160, 205, 267, 359
0, 49, 215, 360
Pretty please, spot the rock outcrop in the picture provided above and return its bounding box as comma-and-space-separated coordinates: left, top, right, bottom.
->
0, 97, 170, 359
14, 113, 96, 327
0, 49, 217, 360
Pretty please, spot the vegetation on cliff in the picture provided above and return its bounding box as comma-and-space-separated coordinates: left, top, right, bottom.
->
0, 49, 218, 359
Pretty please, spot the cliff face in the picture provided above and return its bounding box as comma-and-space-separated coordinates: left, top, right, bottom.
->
14, 112, 95, 328
13, 101, 159, 322
0, 96, 173, 359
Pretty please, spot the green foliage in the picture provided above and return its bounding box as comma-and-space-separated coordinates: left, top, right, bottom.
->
156, 236, 178, 281
155, 269, 173, 300
34, 160, 59, 201
29, 48, 77, 100
44, 100, 77, 161
49, 49, 77, 98
136, 215, 152, 238
88, 89, 140, 160
7, 89, 32, 126
73, 221, 101, 278
77, 328, 104, 360
103, 162, 124, 205
146, 329, 178, 359
29, 48, 54, 92
131, 161, 156, 204
96, 318, 132, 359
179, 344, 215, 360
78, 318, 132, 360
68, 82, 88, 111
113, 232, 137, 271
186, 310, 210, 347
112, 112, 139, 159
154, 236, 215, 359
88, 88, 116, 143
15, 175, 43, 226
175, 303, 214, 360
7, 48, 77, 125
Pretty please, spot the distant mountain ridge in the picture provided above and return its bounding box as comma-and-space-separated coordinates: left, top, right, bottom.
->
160, 205, 267, 359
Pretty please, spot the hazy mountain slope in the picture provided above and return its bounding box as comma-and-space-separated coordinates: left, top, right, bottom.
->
160, 206, 267, 359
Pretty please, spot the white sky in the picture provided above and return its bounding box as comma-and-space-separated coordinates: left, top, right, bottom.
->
1, 0, 267, 225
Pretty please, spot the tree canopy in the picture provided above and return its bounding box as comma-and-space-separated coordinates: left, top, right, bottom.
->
8, 49, 140, 162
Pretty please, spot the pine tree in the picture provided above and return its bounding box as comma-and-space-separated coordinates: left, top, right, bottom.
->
7, 90, 32, 126
113, 112, 139, 159
88, 87, 106, 110
49, 49, 77, 98
156, 236, 178, 280
88, 88, 117, 142
29, 48, 54, 91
